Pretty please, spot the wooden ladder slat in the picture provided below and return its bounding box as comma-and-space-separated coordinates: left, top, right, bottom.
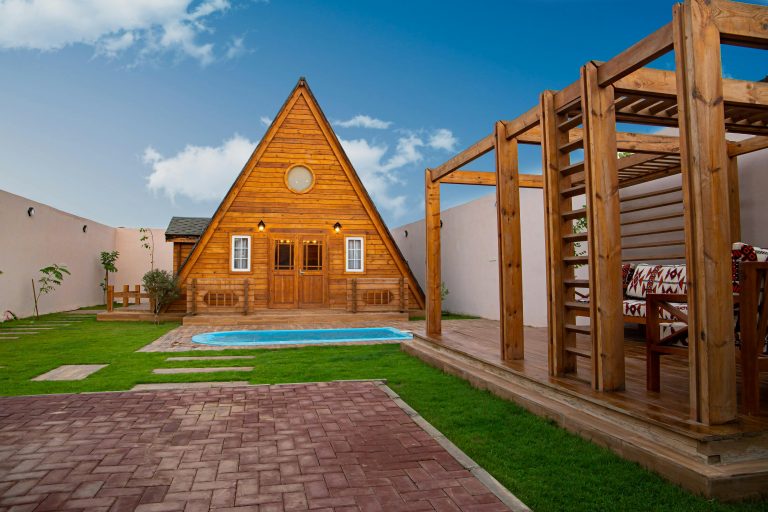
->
559, 138, 584, 154
565, 301, 590, 311
563, 232, 589, 243
558, 114, 583, 132
564, 279, 590, 287
562, 207, 587, 221
561, 184, 586, 198
565, 345, 592, 357
561, 161, 585, 177
565, 324, 592, 335
564, 256, 589, 265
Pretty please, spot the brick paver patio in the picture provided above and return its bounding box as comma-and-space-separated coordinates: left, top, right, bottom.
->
0, 381, 511, 511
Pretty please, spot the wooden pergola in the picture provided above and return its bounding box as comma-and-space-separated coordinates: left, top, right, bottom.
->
424, 0, 768, 425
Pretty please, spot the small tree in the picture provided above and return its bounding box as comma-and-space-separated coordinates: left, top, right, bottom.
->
139, 228, 155, 271
99, 250, 119, 303
32, 264, 70, 318
142, 269, 179, 323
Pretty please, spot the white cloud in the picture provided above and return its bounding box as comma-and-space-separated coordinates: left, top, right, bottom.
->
259, 116, 272, 127
335, 115, 392, 130
144, 134, 255, 202
0, 0, 236, 65
225, 36, 246, 60
428, 128, 458, 151
339, 134, 428, 219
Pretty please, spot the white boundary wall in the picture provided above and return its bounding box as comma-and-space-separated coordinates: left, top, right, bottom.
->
0, 190, 172, 318
393, 188, 549, 327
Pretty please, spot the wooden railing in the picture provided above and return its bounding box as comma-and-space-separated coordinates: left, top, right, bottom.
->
347, 277, 409, 313
187, 278, 250, 315
106, 285, 150, 312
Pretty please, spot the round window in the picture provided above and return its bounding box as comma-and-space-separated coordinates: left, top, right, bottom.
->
285, 165, 314, 193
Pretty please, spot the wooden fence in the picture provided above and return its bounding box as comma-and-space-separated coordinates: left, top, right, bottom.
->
106, 285, 150, 312
347, 277, 409, 313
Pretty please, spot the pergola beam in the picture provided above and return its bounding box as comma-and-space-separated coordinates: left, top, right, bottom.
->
430, 135, 494, 182
711, 0, 768, 47
438, 171, 544, 188
597, 23, 674, 87
727, 135, 768, 157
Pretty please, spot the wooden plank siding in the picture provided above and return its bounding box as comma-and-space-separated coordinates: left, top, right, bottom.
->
168, 80, 424, 313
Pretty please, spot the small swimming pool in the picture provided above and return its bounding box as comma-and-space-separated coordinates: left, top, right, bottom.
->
191, 327, 412, 346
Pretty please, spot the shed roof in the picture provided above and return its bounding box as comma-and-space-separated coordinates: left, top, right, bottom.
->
165, 217, 210, 239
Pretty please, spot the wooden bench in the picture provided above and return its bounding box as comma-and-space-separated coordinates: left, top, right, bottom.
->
646, 261, 768, 414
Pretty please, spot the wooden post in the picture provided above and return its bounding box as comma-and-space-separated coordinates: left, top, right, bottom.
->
739, 263, 763, 415
540, 91, 576, 376
350, 279, 357, 313
581, 62, 625, 391
122, 284, 129, 308
134, 284, 141, 305
399, 277, 405, 312
728, 156, 741, 244
190, 278, 197, 315
673, 0, 736, 424
243, 279, 249, 315
425, 169, 442, 338
107, 285, 114, 312
495, 122, 525, 361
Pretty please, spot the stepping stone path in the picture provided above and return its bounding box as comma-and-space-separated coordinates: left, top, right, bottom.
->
32, 364, 108, 381
165, 355, 256, 361
153, 366, 254, 374
132, 381, 251, 390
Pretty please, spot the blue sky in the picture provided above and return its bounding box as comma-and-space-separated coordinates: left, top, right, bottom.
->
1, 0, 765, 229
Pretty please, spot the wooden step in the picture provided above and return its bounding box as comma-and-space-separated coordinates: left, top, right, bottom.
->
559, 137, 584, 154
564, 279, 590, 288
565, 345, 592, 357
622, 240, 686, 250
565, 324, 591, 336
562, 207, 587, 221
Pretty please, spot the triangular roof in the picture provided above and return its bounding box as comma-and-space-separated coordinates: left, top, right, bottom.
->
176, 77, 425, 309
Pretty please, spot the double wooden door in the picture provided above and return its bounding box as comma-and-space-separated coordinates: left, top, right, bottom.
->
269, 235, 327, 309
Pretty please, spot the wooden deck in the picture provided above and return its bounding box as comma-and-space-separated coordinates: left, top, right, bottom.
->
405, 319, 768, 501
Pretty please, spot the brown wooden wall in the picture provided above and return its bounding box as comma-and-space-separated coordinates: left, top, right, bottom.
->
173, 94, 418, 310
172, 242, 195, 274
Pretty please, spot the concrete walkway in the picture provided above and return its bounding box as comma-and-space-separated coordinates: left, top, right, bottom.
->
0, 381, 518, 511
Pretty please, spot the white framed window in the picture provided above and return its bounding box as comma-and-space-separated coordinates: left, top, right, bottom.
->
231, 235, 251, 272
345, 237, 364, 272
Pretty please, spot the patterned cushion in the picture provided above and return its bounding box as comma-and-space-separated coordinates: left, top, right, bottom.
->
660, 322, 689, 347
623, 299, 688, 320
622, 263, 636, 289
626, 264, 687, 299
732, 242, 768, 293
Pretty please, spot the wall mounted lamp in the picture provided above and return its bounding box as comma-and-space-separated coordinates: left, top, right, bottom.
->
27, 207, 35, 217
404, 230, 408, 238
258, 220, 266, 232
82, 225, 88, 233
333, 222, 342, 234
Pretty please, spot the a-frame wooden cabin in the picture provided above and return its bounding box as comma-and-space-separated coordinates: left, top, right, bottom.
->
166, 78, 424, 317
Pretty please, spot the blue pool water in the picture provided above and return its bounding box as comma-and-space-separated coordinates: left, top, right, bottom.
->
191, 327, 412, 346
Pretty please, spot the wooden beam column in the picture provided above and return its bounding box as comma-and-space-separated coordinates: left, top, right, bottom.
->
495, 122, 524, 361
581, 62, 626, 391
673, 0, 737, 424
425, 169, 442, 338
728, 156, 741, 244
540, 91, 576, 376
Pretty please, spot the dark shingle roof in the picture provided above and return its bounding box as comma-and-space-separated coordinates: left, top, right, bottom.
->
165, 217, 210, 239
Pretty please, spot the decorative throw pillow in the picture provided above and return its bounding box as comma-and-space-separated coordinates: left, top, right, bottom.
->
732, 242, 768, 293
656, 265, 687, 295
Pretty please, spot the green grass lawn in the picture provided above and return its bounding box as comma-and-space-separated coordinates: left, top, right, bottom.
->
0, 312, 764, 511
